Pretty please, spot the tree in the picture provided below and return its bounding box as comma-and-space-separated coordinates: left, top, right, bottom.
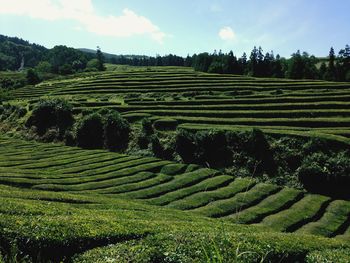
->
26, 68, 41, 85
35, 61, 52, 73
319, 62, 327, 79
96, 46, 106, 71
103, 110, 131, 151
76, 113, 104, 149
287, 50, 304, 79
325, 47, 336, 80
26, 99, 73, 135
249, 46, 258, 76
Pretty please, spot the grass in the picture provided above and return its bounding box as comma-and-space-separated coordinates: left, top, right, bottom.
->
146, 175, 234, 206
166, 178, 256, 210
260, 194, 331, 232
226, 187, 303, 224
2, 66, 350, 261
191, 183, 281, 218
296, 200, 350, 237
7, 66, 350, 144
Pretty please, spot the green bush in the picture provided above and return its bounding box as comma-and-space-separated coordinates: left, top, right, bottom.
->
247, 129, 277, 176
141, 118, 154, 136
175, 129, 197, 163
26, 68, 41, 85
195, 130, 232, 168
76, 113, 104, 149
137, 118, 154, 149
103, 110, 131, 151
297, 151, 350, 198
26, 99, 74, 135
306, 248, 350, 263
151, 135, 175, 160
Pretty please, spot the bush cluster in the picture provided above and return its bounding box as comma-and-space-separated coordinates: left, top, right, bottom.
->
176, 128, 275, 173
76, 109, 130, 151
26, 99, 74, 136
298, 151, 350, 198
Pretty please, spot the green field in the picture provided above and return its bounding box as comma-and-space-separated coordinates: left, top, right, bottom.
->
1, 66, 350, 262
9, 66, 350, 144
0, 135, 349, 262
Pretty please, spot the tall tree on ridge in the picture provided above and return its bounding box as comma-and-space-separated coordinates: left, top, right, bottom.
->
96, 46, 106, 71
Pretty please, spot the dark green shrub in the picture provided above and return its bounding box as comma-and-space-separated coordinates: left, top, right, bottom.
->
76, 113, 104, 149
141, 118, 154, 136
137, 118, 154, 149
297, 151, 350, 198
26, 69, 41, 85
302, 138, 332, 155
41, 128, 59, 143
151, 135, 175, 160
137, 133, 150, 149
26, 99, 73, 135
175, 129, 197, 163
247, 129, 277, 176
153, 118, 178, 131
64, 130, 75, 146
195, 130, 232, 168
103, 110, 131, 151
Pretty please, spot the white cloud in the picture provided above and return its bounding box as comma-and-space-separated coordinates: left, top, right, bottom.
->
219, 26, 235, 41
0, 0, 167, 44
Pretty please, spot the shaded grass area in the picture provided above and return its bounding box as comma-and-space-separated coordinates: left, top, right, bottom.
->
0, 184, 349, 263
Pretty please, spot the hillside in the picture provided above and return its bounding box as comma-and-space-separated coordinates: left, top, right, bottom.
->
11, 66, 350, 144
0, 135, 350, 262
1, 65, 350, 262
0, 35, 47, 70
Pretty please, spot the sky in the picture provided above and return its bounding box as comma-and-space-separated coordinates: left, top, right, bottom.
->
0, 0, 349, 58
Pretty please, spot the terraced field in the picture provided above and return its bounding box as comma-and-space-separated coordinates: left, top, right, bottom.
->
10, 67, 350, 144
1, 135, 349, 242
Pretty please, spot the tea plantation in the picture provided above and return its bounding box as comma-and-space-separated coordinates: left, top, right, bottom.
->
1, 66, 350, 262
10, 66, 350, 144
0, 135, 350, 262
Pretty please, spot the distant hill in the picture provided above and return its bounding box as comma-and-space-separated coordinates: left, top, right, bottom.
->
0, 35, 47, 71
79, 48, 149, 60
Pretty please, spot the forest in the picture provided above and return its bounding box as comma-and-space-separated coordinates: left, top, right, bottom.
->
1, 34, 349, 82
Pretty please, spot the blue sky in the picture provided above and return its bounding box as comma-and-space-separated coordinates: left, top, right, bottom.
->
0, 0, 349, 57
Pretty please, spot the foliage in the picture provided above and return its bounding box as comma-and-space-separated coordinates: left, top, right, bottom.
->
141, 118, 154, 136
75, 110, 131, 151
297, 151, 350, 198
26, 69, 41, 85
247, 129, 277, 176
76, 113, 104, 149
103, 110, 131, 151
175, 129, 197, 163
26, 99, 73, 135
96, 47, 106, 71
306, 248, 350, 263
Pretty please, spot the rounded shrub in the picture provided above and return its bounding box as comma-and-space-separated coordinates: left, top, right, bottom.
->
175, 129, 197, 163
27, 99, 73, 135
141, 118, 154, 136
297, 151, 350, 198
76, 113, 104, 149
195, 130, 232, 168
247, 129, 277, 176
103, 110, 131, 151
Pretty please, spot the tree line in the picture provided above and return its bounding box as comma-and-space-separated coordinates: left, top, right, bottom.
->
117, 46, 350, 81
1, 34, 349, 81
